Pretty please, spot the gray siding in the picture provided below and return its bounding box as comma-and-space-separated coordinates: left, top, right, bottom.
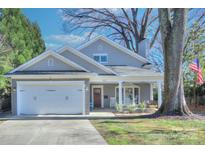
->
60, 50, 108, 74
25, 55, 80, 71
11, 78, 90, 115
90, 83, 151, 108
103, 84, 117, 108
136, 83, 151, 103
79, 39, 144, 67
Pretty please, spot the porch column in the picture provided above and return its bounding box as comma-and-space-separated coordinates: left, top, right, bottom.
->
150, 83, 154, 101
118, 81, 123, 105
157, 81, 162, 108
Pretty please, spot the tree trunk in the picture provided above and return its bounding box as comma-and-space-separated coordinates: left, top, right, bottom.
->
156, 8, 192, 116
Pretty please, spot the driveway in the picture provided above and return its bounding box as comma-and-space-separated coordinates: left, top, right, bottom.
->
0, 120, 107, 145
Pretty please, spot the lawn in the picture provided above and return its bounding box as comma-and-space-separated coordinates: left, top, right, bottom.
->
91, 119, 205, 144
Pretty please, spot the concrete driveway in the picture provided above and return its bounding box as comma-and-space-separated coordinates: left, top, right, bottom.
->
0, 120, 107, 145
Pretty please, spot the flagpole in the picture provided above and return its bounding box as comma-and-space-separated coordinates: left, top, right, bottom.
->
193, 74, 197, 108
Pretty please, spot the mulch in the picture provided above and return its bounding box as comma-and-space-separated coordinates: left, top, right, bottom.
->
188, 104, 205, 112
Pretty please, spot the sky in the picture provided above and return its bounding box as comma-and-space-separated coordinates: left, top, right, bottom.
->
23, 8, 90, 49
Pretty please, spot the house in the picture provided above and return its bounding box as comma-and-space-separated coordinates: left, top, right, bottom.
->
5, 36, 163, 115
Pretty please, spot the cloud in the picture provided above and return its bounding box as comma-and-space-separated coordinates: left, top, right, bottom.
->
45, 43, 60, 50
48, 34, 85, 45
46, 32, 99, 48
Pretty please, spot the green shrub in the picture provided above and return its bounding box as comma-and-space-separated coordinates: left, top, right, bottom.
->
115, 103, 123, 112
127, 104, 136, 113
137, 102, 146, 112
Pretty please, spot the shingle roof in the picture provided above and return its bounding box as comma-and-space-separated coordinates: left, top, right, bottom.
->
5, 70, 87, 75
108, 66, 163, 77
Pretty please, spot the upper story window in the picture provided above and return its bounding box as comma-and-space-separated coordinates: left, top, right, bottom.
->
47, 58, 54, 67
93, 54, 108, 64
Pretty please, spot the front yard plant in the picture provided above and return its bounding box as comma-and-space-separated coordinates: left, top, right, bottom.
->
115, 104, 123, 112
137, 102, 146, 112
127, 104, 137, 113
115, 102, 152, 113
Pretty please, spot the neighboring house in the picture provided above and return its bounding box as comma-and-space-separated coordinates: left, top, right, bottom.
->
5, 36, 163, 115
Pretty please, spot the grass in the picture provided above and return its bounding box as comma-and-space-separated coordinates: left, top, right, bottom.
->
91, 119, 205, 144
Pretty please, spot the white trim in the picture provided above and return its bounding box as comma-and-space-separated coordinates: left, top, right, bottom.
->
7, 74, 163, 84
118, 81, 123, 105
82, 83, 86, 115
115, 85, 141, 104
150, 83, 153, 101
77, 35, 148, 63
93, 53, 108, 64
57, 46, 117, 75
17, 82, 21, 115
16, 80, 85, 85
91, 85, 104, 108
16, 81, 85, 115
10, 50, 90, 73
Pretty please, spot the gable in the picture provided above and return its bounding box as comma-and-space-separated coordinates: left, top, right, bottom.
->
9, 51, 89, 74
58, 46, 116, 75
24, 55, 81, 71
78, 36, 147, 67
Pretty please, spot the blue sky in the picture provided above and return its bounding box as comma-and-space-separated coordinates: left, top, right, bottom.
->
23, 8, 91, 49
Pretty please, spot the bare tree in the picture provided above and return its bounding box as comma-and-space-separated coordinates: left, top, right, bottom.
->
157, 8, 192, 116
61, 8, 159, 53
184, 8, 205, 54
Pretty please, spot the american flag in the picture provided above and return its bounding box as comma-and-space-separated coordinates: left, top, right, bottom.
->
189, 58, 204, 85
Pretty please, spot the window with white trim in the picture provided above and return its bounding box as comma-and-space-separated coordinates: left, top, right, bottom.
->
47, 58, 54, 67
115, 86, 140, 104
93, 54, 108, 64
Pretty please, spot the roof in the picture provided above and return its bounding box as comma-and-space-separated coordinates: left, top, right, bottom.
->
108, 66, 163, 77
9, 50, 89, 73
77, 35, 148, 63
6, 70, 86, 75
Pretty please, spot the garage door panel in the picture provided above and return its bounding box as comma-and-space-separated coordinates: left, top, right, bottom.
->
17, 81, 84, 115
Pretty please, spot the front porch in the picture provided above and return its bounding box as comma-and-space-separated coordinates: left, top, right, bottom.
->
90, 81, 162, 111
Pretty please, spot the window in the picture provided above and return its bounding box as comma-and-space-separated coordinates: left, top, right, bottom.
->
101, 55, 108, 63
115, 86, 140, 104
93, 55, 100, 62
93, 54, 108, 64
124, 88, 133, 104
47, 58, 54, 67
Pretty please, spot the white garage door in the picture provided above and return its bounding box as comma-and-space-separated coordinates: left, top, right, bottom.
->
17, 81, 85, 115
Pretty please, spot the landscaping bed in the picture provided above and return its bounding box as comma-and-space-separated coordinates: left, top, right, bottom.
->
91, 119, 205, 144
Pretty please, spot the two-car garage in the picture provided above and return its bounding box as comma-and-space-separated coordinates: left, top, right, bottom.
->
16, 81, 85, 115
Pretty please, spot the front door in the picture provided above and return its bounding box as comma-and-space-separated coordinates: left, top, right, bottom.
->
93, 88, 101, 108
